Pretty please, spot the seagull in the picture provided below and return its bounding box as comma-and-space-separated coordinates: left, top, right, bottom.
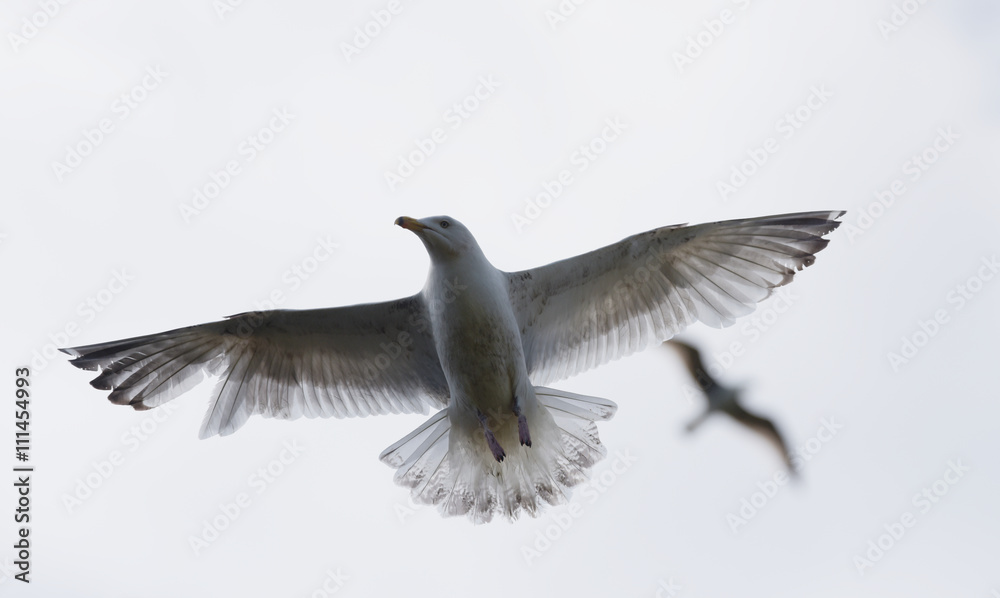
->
62, 211, 841, 521
667, 338, 797, 476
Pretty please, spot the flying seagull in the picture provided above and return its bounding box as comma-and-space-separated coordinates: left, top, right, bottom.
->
62, 211, 841, 522
667, 338, 797, 476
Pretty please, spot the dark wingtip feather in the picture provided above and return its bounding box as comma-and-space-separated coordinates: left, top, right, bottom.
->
68, 357, 102, 371
89, 377, 114, 390
107, 389, 132, 406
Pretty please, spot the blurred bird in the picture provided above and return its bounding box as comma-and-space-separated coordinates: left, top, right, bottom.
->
667, 339, 797, 476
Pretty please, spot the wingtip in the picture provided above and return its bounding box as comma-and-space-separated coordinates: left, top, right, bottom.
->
89, 378, 113, 390
107, 391, 131, 406
68, 357, 101, 372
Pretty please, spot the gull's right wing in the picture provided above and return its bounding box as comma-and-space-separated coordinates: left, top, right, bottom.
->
62, 297, 449, 439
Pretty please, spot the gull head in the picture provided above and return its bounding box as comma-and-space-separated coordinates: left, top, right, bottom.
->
395, 215, 479, 261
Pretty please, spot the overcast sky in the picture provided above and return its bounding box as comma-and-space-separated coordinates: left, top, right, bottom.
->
2, 0, 999, 596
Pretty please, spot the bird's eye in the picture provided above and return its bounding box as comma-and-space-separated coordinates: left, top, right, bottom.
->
440, 220, 450, 229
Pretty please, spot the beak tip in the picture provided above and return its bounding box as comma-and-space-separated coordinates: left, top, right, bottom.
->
396, 216, 424, 232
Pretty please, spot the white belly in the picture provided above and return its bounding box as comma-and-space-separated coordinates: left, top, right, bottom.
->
427, 266, 527, 416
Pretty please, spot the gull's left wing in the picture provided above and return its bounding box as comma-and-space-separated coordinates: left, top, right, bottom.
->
506, 211, 844, 386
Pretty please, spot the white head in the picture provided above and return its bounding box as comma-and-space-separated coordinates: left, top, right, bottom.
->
395, 215, 482, 262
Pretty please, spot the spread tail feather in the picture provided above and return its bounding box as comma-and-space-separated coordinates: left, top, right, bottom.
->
379, 386, 617, 523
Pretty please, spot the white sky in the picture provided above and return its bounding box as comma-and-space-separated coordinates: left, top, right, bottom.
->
2, 0, 999, 596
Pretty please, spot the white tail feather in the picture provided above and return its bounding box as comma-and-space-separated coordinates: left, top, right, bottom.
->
379, 386, 617, 523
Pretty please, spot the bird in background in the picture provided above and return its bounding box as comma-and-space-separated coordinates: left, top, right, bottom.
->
62, 211, 841, 522
666, 338, 798, 476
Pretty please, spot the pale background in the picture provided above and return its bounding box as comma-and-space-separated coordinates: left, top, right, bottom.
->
2, 0, 999, 596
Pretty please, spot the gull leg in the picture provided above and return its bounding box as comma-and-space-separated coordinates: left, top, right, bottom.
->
477, 410, 505, 462
513, 398, 531, 447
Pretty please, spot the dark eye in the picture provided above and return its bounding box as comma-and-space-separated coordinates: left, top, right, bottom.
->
439, 220, 450, 229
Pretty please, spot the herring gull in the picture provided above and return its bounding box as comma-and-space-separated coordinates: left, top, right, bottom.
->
62, 211, 842, 522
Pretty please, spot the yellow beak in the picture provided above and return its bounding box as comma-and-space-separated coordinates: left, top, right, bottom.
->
395, 216, 426, 232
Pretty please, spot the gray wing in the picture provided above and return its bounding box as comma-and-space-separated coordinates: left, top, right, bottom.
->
62, 296, 449, 439
507, 211, 844, 386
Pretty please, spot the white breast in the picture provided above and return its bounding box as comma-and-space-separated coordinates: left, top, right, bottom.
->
425, 256, 527, 415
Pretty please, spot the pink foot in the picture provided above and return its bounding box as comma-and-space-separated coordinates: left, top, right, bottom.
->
517, 413, 531, 447
484, 427, 505, 462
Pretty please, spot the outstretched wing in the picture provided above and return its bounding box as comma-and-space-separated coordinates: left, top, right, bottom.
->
62, 296, 449, 438
507, 211, 844, 385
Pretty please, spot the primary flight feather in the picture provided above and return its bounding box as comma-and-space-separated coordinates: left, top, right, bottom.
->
62, 211, 843, 522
